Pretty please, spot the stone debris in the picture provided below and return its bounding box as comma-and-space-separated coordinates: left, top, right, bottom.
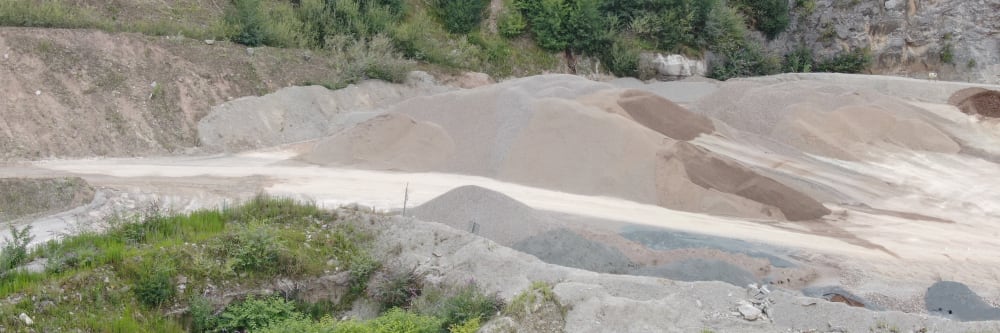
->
736, 283, 774, 322
19, 313, 33, 326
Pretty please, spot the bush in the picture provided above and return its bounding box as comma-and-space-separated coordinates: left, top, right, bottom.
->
448, 318, 481, 333
366, 308, 443, 333
709, 41, 781, 80
498, 8, 527, 38
815, 48, 871, 73
229, 226, 284, 275
227, 0, 267, 46
796, 0, 817, 15
603, 38, 640, 78
940, 42, 954, 64
188, 296, 217, 332
437, 284, 504, 329
731, 0, 790, 39
134, 266, 176, 307
215, 296, 301, 332
435, 0, 490, 34
369, 269, 424, 311
0, 225, 33, 273
783, 46, 814, 72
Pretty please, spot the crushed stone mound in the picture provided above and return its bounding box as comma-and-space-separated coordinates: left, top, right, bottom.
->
302, 75, 829, 221
198, 79, 452, 152
692, 80, 961, 160
663, 142, 831, 221
949, 89, 1000, 118
512, 228, 635, 274
301, 113, 455, 171
408, 185, 555, 245
926, 281, 1000, 322
0, 177, 94, 221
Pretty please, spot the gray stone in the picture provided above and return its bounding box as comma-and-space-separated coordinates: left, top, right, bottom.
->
737, 301, 762, 321
639, 53, 707, 81
18, 313, 32, 326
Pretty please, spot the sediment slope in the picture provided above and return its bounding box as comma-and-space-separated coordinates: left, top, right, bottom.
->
303, 75, 828, 221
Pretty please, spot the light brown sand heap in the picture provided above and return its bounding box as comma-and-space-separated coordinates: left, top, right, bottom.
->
302, 113, 455, 171
302, 75, 828, 221
949, 88, 1000, 118
692, 80, 961, 160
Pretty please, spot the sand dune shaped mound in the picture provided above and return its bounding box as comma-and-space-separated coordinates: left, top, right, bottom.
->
949, 88, 1000, 118
303, 75, 828, 220
301, 113, 455, 171
771, 105, 960, 160
692, 81, 960, 160
409, 185, 556, 245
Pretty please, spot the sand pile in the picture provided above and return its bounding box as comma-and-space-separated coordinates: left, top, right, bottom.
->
692, 80, 961, 160
304, 75, 828, 221
408, 185, 556, 245
301, 113, 455, 171
198, 77, 452, 152
660, 142, 830, 221
578, 89, 715, 140
949, 88, 1000, 118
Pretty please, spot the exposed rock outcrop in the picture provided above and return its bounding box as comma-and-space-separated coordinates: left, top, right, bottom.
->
639, 53, 707, 81
769, 0, 1000, 84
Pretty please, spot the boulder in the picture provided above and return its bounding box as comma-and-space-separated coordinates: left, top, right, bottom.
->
639, 53, 706, 81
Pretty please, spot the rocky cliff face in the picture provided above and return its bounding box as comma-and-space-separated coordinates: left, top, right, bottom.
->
769, 0, 1000, 84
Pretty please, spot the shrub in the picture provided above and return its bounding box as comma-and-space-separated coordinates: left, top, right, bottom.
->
367, 308, 443, 333
940, 42, 954, 64
783, 46, 815, 72
448, 318, 481, 333
603, 38, 641, 78
227, 0, 267, 46
215, 296, 301, 332
348, 253, 380, 296
732, 0, 790, 39
709, 41, 781, 80
498, 8, 527, 38
703, 1, 748, 53
188, 296, 218, 332
517, 0, 568, 51
369, 269, 424, 311
815, 48, 871, 73
134, 266, 176, 307
438, 284, 504, 329
0, 225, 33, 273
796, 0, 817, 15
468, 33, 514, 77
435, 0, 490, 34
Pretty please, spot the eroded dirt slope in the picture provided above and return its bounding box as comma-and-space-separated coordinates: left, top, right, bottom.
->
0, 27, 357, 159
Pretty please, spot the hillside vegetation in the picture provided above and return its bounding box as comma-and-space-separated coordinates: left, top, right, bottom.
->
1, 0, 870, 81
0, 195, 509, 332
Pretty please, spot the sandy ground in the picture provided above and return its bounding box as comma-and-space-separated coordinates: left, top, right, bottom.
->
2, 147, 998, 308
5, 73, 1000, 318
